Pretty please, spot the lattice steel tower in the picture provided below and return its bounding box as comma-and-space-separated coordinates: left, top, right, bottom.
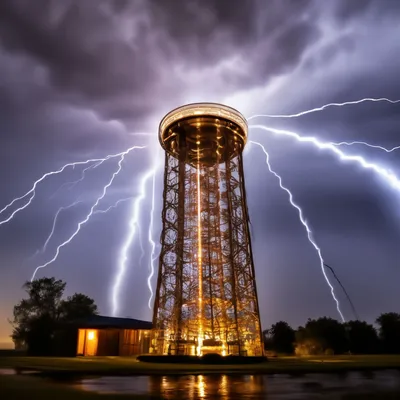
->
152, 103, 263, 356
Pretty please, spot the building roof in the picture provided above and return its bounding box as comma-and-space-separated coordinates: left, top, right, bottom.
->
70, 315, 152, 330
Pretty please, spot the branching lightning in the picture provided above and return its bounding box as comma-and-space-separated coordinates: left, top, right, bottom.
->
3, 95, 399, 320
249, 125, 400, 191
147, 168, 157, 309
50, 162, 102, 199
138, 221, 146, 273
112, 167, 156, 317
93, 197, 134, 215
250, 140, 345, 322
247, 98, 400, 155
0, 192, 35, 226
30, 146, 146, 281
41, 200, 83, 254
331, 141, 400, 153
0, 146, 145, 226
247, 97, 400, 120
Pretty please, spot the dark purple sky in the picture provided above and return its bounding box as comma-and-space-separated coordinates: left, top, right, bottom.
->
1, 0, 400, 347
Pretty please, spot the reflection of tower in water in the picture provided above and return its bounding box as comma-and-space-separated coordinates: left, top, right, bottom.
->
152, 103, 263, 356
150, 375, 266, 400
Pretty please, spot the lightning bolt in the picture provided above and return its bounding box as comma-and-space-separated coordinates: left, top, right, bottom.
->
138, 221, 146, 273
250, 125, 400, 191
11, 97, 399, 318
93, 197, 134, 215
31, 146, 146, 281
41, 200, 83, 254
50, 161, 102, 199
147, 168, 157, 309
331, 141, 400, 153
247, 97, 400, 120
250, 140, 345, 322
112, 167, 156, 317
0, 146, 146, 226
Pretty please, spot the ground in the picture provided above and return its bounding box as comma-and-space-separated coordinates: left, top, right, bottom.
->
1, 354, 400, 375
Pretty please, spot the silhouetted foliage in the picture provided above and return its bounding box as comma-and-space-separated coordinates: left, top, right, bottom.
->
264, 313, 400, 356
264, 321, 295, 354
295, 317, 348, 355
58, 293, 97, 321
294, 330, 324, 356
345, 320, 380, 354
10, 277, 97, 355
262, 329, 273, 351
376, 312, 400, 354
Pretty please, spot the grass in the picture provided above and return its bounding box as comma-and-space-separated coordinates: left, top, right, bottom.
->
0, 354, 400, 376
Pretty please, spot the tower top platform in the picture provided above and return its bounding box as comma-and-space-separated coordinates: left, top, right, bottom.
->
159, 103, 248, 166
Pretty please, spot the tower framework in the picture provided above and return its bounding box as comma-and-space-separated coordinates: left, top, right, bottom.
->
152, 103, 263, 356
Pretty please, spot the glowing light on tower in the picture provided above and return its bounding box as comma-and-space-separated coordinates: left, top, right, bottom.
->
196, 156, 203, 355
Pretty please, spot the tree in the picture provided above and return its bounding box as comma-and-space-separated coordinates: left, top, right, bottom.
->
58, 293, 97, 321
295, 325, 325, 356
376, 312, 400, 354
345, 320, 380, 354
295, 317, 347, 355
10, 277, 97, 355
262, 329, 273, 351
265, 321, 295, 354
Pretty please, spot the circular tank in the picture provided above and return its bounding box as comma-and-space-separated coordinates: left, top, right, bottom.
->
159, 103, 248, 166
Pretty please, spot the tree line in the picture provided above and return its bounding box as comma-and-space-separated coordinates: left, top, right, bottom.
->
11, 277, 400, 357
263, 314, 400, 355
10, 277, 97, 355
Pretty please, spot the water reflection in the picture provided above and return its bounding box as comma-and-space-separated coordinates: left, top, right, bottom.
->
150, 374, 266, 399
78, 374, 267, 399
77, 370, 400, 399
0, 369, 16, 375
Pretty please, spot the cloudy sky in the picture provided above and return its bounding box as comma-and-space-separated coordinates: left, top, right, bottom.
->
1, 0, 400, 347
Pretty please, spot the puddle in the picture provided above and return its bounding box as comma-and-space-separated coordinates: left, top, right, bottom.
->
70, 370, 400, 399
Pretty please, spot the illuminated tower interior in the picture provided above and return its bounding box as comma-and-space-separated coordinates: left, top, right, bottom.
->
152, 103, 263, 356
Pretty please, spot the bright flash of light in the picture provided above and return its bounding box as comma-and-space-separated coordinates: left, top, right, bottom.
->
93, 197, 134, 215
250, 125, 400, 192
138, 220, 146, 273
112, 167, 156, 317
31, 146, 146, 281
50, 161, 102, 199
331, 141, 400, 153
0, 146, 146, 226
250, 141, 345, 322
247, 97, 400, 120
147, 168, 157, 309
41, 200, 83, 254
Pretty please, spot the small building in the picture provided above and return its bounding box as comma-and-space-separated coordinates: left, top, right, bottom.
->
53, 315, 152, 357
